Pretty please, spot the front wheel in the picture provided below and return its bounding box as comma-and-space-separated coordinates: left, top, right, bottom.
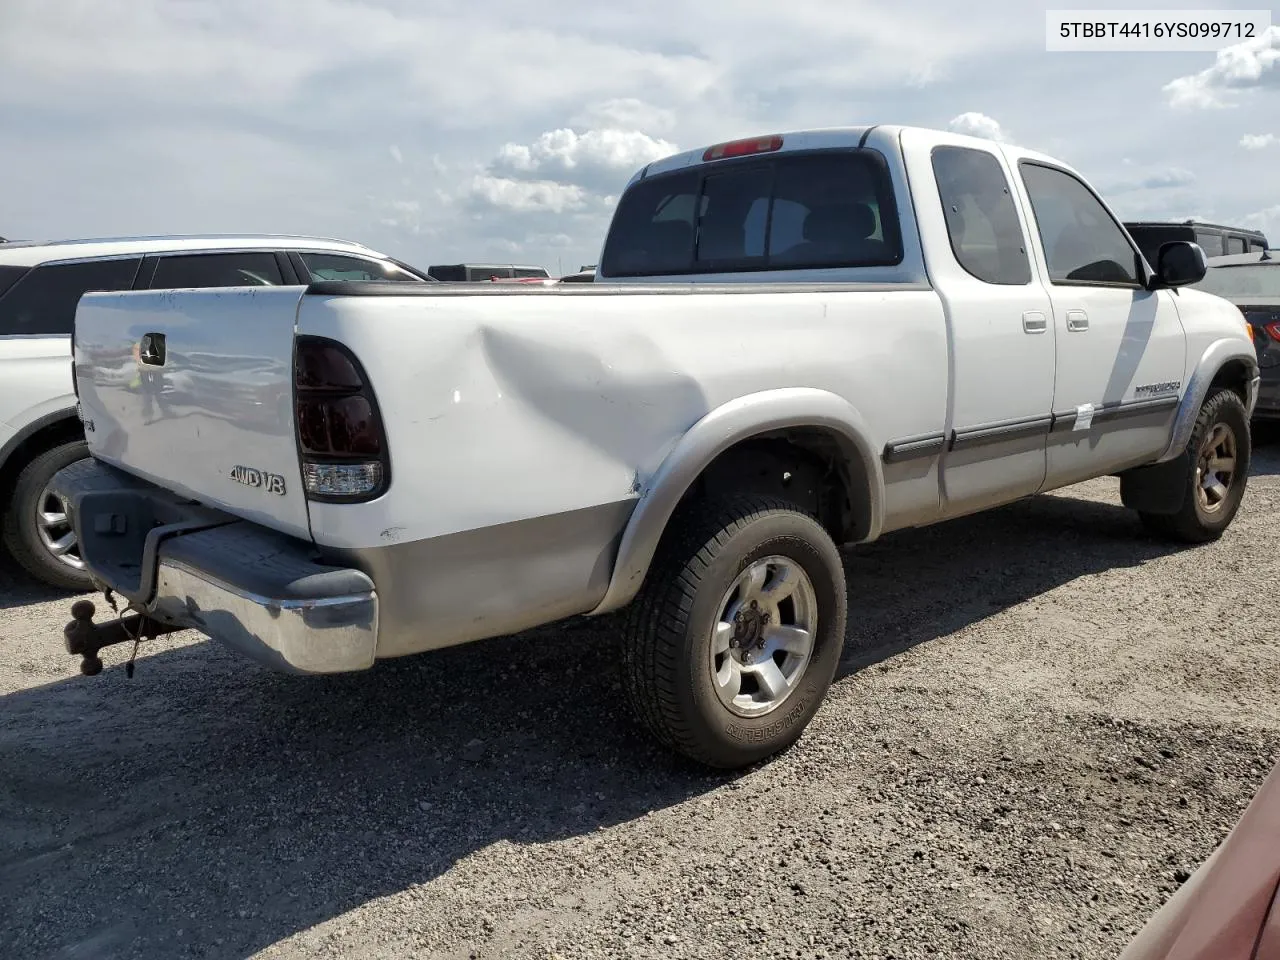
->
620, 494, 848, 769
1140, 388, 1251, 543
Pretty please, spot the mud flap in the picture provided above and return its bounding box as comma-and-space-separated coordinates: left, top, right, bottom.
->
1119, 451, 1190, 515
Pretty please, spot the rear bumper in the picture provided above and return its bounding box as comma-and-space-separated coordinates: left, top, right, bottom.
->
50, 459, 377, 674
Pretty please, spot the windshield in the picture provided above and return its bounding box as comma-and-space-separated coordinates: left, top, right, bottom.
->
1193, 262, 1280, 300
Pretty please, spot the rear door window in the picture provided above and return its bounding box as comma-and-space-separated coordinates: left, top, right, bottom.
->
296, 253, 422, 282
931, 146, 1031, 285
600, 149, 903, 277
0, 258, 142, 336
150, 252, 284, 288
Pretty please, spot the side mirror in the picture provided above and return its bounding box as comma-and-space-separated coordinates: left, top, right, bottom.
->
1154, 240, 1207, 288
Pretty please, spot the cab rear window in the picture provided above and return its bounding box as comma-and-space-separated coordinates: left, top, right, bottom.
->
600, 149, 902, 277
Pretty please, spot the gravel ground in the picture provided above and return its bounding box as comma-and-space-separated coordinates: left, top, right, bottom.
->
2, 431, 1278, 960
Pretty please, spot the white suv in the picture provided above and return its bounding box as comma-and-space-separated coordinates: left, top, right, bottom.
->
0, 234, 429, 589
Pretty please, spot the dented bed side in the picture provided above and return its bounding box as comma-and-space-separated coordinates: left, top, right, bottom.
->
294, 285, 948, 657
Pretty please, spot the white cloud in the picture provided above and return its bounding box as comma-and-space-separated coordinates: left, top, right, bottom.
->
947, 112, 1009, 142
1163, 25, 1280, 108
493, 128, 677, 179
1106, 166, 1197, 194
571, 98, 676, 134
1241, 205, 1280, 239
467, 175, 590, 214
0, 0, 1272, 277
1240, 133, 1277, 150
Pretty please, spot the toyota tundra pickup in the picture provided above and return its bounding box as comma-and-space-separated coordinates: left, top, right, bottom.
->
52, 125, 1259, 769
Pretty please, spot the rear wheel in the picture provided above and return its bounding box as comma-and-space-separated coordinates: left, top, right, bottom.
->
621, 494, 847, 769
2, 440, 94, 591
1139, 388, 1250, 543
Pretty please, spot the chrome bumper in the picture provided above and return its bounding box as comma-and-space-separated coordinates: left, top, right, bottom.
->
51, 458, 378, 675
149, 541, 378, 675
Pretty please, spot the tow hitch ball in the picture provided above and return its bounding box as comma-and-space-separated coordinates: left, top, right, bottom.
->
63, 600, 181, 677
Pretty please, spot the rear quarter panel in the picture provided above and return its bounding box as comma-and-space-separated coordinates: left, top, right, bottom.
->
299, 287, 948, 550
0, 335, 75, 432
298, 286, 948, 656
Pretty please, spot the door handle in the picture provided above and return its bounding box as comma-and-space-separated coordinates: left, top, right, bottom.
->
1066, 310, 1089, 332
139, 332, 166, 365
1022, 311, 1048, 334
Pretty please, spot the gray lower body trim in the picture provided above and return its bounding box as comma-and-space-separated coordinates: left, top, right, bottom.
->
335, 499, 637, 659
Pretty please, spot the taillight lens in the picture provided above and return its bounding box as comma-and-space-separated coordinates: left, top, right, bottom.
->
1266, 321, 1280, 343
294, 336, 389, 501
702, 135, 784, 162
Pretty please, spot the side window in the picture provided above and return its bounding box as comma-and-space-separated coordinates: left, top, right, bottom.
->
600, 150, 902, 277
297, 253, 422, 282
1194, 231, 1225, 256
512, 267, 548, 278
150, 252, 283, 289
468, 266, 512, 280
0, 258, 141, 336
931, 146, 1031, 285
1225, 237, 1246, 255
1019, 163, 1142, 286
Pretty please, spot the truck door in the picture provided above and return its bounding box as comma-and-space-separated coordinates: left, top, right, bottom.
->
902, 131, 1056, 517
1014, 161, 1186, 490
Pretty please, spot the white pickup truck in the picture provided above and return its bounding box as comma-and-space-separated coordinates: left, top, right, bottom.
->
53, 125, 1258, 769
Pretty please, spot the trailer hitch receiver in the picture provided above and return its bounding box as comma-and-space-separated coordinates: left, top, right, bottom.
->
63, 600, 183, 677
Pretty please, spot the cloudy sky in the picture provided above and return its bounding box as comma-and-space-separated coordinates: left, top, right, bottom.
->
1, 0, 1276, 274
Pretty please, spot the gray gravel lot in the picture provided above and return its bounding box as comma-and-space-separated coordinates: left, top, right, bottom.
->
2, 432, 1278, 960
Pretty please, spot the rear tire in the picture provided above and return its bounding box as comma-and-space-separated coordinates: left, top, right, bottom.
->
2, 440, 94, 591
620, 494, 847, 769
1139, 388, 1250, 543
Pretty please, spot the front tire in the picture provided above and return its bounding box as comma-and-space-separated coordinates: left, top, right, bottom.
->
1139, 388, 1251, 543
621, 494, 848, 769
2, 440, 94, 591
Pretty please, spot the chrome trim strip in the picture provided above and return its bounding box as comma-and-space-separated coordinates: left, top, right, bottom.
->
950, 414, 1052, 451
882, 432, 946, 463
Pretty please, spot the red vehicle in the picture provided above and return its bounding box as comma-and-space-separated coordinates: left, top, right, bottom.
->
1121, 758, 1280, 959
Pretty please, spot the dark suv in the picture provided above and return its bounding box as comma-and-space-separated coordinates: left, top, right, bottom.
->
1190, 249, 1280, 420
1125, 220, 1269, 267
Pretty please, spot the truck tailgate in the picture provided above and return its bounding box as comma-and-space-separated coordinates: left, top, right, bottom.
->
73, 286, 313, 541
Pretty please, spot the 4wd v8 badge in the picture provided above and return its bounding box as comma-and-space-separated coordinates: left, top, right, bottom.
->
230, 465, 286, 496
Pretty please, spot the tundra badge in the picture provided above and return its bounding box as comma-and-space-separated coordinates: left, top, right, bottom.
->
230, 465, 286, 496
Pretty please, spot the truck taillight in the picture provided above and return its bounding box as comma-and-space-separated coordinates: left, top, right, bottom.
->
1266, 321, 1280, 343
294, 336, 389, 502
